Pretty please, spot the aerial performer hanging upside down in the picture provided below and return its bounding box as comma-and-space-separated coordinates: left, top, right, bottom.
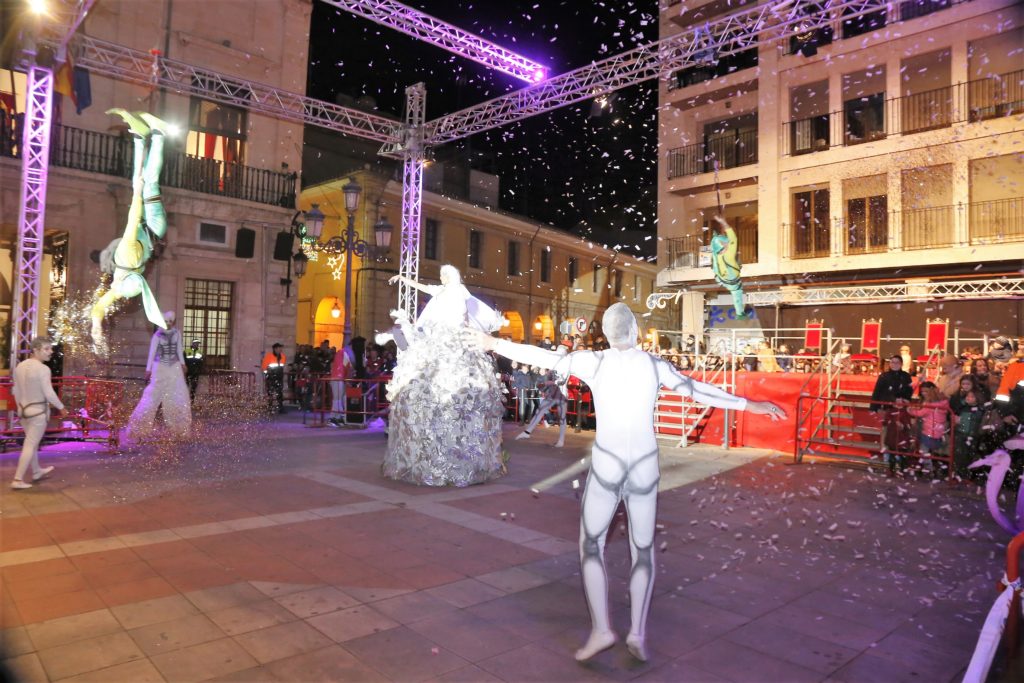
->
710, 215, 746, 318
470, 303, 785, 663
91, 109, 172, 347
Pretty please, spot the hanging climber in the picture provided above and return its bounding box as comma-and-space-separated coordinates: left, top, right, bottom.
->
91, 109, 172, 348
710, 215, 747, 319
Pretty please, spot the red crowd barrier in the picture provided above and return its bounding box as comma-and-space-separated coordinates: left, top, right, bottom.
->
0, 376, 129, 450
306, 376, 391, 427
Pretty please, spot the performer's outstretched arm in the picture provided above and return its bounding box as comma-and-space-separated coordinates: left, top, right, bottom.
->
655, 358, 786, 419
481, 334, 598, 383
388, 274, 439, 296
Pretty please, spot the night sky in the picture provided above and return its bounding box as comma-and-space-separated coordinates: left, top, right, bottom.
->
307, 1, 660, 258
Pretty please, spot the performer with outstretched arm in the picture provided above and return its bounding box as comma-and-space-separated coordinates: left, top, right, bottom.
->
469, 303, 786, 663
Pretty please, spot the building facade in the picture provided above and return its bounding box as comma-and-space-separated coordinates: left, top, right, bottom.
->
0, 0, 310, 374
296, 170, 673, 351
657, 0, 1024, 348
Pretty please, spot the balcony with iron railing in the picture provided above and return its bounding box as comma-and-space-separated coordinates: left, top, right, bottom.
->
782, 197, 1023, 259
0, 117, 297, 209
665, 225, 758, 271
785, 0, 969, 55
899, 205, 958, 250
670, 46, 758, 90
783, 68, 1024, 155
667, 129, 758, 179
970, 197, 1024, 245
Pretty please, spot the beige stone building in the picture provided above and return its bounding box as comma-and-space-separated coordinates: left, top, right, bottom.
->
657, 0, 1024, 347
296, 170, 673, 350
0, 0, 310, 374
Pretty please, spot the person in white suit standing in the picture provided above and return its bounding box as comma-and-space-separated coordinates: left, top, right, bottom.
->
11, 337, 65, 490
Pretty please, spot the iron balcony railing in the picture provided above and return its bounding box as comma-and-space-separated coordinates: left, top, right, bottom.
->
665, 227, 759, 269
969, 197, 1024, 245
783, 68, 1023, 155
783, 198, 1022, 257
666, 235, 704, 269
0, 118, 297, 209
670, 46, 758, 90
667, 129, 758, 179
898, 204, 958, 250
786, 0, 968, 54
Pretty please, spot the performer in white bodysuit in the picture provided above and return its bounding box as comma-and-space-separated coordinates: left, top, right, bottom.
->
127, 311, 192, 440
515, 347, 569, 447
473, 303, 786, 662
11, 337, 65, 489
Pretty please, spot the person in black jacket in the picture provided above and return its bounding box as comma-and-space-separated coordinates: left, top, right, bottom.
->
870, 355, 915, 466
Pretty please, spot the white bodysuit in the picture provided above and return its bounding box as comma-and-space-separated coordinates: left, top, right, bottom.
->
494, 341, 748, 654
12, 358, 65, 482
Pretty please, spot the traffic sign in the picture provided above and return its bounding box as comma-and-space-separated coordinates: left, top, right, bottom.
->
575, 317, 588, 334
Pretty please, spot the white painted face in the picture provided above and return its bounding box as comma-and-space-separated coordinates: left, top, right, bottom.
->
439, 265, 460, 286
603, 303, 638, 348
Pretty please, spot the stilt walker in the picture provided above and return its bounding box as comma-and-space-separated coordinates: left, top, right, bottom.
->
127, 311, 192, 440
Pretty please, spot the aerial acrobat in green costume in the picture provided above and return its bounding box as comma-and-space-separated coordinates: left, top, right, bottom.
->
710, 215, 746, 318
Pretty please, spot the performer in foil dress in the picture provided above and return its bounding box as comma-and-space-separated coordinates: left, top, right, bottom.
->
127, 311, 192, 440
383, 265, 505, 486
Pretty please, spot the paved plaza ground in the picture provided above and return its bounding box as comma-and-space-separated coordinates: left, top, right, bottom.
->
0, 415, 1019, 682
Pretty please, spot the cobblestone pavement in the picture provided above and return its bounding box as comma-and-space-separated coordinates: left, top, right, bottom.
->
0, 416, 1018, 682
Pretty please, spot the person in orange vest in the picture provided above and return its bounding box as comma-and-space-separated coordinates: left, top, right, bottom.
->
261, 343, 287, 413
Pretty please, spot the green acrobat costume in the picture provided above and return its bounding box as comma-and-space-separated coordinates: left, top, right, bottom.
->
91, 110, 170, 342
710, 216, 745, 318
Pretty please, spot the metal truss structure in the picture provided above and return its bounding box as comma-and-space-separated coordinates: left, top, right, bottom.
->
76, 36, 402, 143
740, 278, 1024, 307
397, 84, 427, 318
423, 0, 883, 145
13, 0, 957, 357
319, 0, 546, 84
11, 66, 54, 370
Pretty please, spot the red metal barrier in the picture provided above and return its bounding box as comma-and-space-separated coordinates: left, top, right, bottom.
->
794, 393, 956, 474
0, 376, 130, 449
208, 370, 258, 398
307, 376, 391, 427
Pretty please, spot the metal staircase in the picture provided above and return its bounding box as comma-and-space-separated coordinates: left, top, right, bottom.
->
656, 360, 736, 447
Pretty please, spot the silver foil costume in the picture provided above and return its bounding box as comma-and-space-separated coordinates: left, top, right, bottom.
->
382, 266, 505, 487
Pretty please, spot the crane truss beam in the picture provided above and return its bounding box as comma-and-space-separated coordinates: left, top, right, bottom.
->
57, 0, 97, 52
424, 0, 896, 145
648, 278, 1024, 311
75, 36, 402, 144
320, 0, 546, 84
11, 66, 54, 369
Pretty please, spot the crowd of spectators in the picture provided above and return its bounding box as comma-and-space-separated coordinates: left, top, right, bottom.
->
867, 336, 1024, 478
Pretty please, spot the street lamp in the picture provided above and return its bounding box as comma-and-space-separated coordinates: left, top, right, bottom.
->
338, 178, 365, 350
374, 216, 394, 256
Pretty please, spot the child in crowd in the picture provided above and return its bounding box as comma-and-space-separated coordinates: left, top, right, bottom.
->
909, 381, 949, 474
953, 389, 984, 477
